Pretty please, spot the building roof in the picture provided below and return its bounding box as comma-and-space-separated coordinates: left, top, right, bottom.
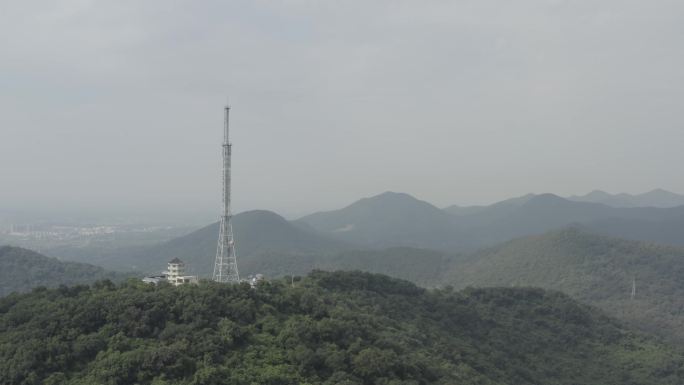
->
169, 258, 184, 264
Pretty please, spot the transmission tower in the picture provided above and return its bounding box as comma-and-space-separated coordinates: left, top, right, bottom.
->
213, 105, 240, 283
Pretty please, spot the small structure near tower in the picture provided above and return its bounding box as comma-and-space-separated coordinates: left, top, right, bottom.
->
165, 258, 198, 286
142, 258, 198, 286
246, 274, 265, 288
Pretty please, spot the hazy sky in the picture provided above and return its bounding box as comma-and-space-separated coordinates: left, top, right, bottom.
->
2, 0, 684, 219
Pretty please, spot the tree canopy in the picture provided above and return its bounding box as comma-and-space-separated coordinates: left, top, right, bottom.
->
1, 270, 682, 385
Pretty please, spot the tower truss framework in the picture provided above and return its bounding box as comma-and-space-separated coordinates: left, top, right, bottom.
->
213, 105, 240, 283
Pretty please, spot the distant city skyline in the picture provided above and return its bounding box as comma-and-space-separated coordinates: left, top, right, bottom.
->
2, 1, 684, 219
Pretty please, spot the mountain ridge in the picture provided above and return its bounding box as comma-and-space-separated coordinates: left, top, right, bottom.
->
299, 191, 684, 251
568, 188, 684, 208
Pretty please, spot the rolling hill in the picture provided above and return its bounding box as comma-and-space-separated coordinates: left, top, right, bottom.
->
295, 191, 462, 250
56, 210, 353, 277
138, 210, 354, 277
0, 246, 130, 296
446, 227, 684, 341
1, 270, 682, 384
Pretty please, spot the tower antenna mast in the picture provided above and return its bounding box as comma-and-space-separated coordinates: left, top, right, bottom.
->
213, 105, 240, 283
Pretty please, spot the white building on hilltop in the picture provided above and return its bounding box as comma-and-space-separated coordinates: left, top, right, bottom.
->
165, 258, 198, 286
142, 258, 198, 286
246, 274, 265, 288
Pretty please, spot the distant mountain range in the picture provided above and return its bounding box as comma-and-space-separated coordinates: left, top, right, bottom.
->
0, 246, 130, 296
296, 191, 684, 251
46, 189, 684, 275
568, 188, 684, 208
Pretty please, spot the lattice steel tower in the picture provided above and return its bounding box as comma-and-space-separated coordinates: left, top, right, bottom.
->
213, 105, 240, 283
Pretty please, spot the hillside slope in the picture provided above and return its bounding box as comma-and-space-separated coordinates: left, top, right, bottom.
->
0, 246, 130, 297
1, 271, 682, 384
447, 227, 684, 341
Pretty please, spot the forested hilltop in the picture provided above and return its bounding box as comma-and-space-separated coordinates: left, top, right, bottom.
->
0, 246, 131, 297
1, 271, 683, 385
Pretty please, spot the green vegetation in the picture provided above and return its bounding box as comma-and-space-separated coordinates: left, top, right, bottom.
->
1, 270, 683, 384
446, 227, 684, 342
0, 246, 131, 297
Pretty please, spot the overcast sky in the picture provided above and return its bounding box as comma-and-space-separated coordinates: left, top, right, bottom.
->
1, 0, 683, 219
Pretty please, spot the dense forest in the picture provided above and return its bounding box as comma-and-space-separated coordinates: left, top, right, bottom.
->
1, 270, 683, 385
0, 246, 131, 297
